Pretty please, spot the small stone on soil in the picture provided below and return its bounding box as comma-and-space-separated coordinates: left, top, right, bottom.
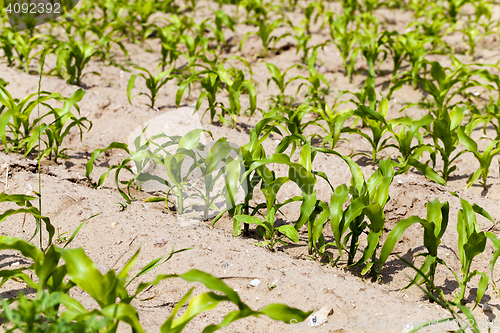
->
249, 279, 261, 287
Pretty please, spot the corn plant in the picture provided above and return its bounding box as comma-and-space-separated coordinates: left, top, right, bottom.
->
176, 63, 257, 127
0, 291, 105, 332
12, 32, 43, 73
85, 132, 172, 204
460, 17, 496, 58
287, 23, 311, 64
221, 117, 282, 236
457, 126, 500, 191
473, 102, 500, 140
295, 49, 330, 109
240, 0, 277, 22
380, 31, 407, 77
0, 27, 16, 67
451, 195, 493, 307
486, 231, 500, 294
409, 12, 451, 51
344, 98, 392, 165
158, 25, 182, 71
103, 0, 136, 40
328, 13, 359, 82
234, 201, 300, 251
381, 195, 493, 307
90, 23, 128, 64
401, 256, 487, 333
445, 0, 469, 23
265, 62, 301, 106
381, 199, 450, 299
53, 38, 99, 86
177, 20, 212, 72
88, 128, 244, 219
31, 89, 92, 163
233, 140, 317, 250
0, 236, 311, 331
0, 86, 89, 161
239, 18, 286, 58
348, 74, 377, 110
309, 98, 352, 149
209, 10, 236, 52
264, 104, 316, 138
391, 31, 431, 88
358, 16, 387, 77
387, 115, 433, 167
134, 0, 161, 40
301, 1, 324, 34
305, 152, 394, 277
419, 61, 479, 118
426, 105, 467, 182
0, 193, 54, 248
164, 131, 246, 221
127, 67, 176, 109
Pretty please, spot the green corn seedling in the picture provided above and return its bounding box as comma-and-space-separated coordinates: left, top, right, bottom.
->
29, 89, 91, 163
295, 49, 330, 109
237, 141, 316, 251
85, 131, 174, 204
348, 74, 377, 110
90, 23, 128, 64
485, 231, 500, 294
0, 86, 89, 160
311, 98, 353, 149
301, 1, 324, 34
12, 33, 43, 74
0, 193, 54, 248
358, 16, 387, 77
165, 133, 245, 221
399, 256, 485, 333
457, 126, 500, 191
344, 98, 392, 165
419, 61, 479, 118
223, 117, 282, 235
210, 10, 236, 52
460, 16, 496, 59
393, 31, 431, 88
446, 0, 469, 23
427, 105, 467, 182
158, 25, 182, 70
387, 115, 433, 166
266, 62, 301, 106
451, 195, 494, 307
380, 199, 451, 300
54, 38, 99, 86
380, 31, 407, 77
328, 13, 359, 82
239, 18, 286, 58
264, 104, 316, 138
125, 0, 159, 41
177, 63, 256, 127
0, 27, 16, 67
309, 147, 394, 276
288, 23, 311, 64
127, 67, 176, 109
0, 235, 311, 331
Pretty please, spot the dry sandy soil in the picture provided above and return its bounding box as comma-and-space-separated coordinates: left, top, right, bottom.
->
1, 1, 500, 332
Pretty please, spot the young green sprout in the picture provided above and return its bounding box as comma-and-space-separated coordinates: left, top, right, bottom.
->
127, 67, 175, 109
457, 126, 500, 191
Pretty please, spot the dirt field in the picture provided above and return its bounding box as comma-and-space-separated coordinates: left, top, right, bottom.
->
1, 1, 500, 332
